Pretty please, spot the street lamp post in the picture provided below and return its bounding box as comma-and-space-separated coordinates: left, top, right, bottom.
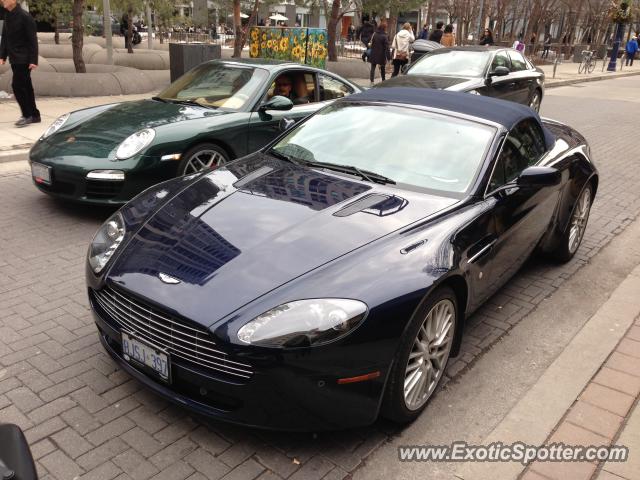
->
607, 1, 629, 72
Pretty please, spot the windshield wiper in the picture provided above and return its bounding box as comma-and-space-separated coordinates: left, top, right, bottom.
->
305, 161, 396, 185
269, 150, 303, 165
151, 96, 168, 103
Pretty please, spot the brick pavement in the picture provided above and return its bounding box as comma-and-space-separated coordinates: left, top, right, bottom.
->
1, 79, 640, 479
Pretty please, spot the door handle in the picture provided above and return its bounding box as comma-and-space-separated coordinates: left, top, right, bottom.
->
467, 239, 497, 264
279, 117, 296, 131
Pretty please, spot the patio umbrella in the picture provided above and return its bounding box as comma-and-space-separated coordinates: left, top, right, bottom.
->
269, 13, 289, 21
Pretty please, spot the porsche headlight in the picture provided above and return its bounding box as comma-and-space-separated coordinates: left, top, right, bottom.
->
88, 212, 125, 274
42, 113, 70, 139
237, 299, 368, 348
115, 128, 155, 159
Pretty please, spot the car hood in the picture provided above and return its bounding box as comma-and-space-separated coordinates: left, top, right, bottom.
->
107, 154, 459, 328
37, 99, 227, 159
377, 74, 479, 91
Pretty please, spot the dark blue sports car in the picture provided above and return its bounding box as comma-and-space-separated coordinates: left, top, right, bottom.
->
86, 88, 597, 430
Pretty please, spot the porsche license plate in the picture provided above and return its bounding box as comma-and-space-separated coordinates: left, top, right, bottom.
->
31, 162, 52, 185
122, 332, 171, 382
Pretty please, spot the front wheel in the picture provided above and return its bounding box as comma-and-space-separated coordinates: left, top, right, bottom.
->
382, 287, 458, 423
587, 59, 596, 74
578, 60, 586, 74
178, 143, 229, 176
551, 184, 592, 263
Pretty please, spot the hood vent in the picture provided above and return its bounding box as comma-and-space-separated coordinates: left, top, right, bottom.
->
334, 194, 408, 217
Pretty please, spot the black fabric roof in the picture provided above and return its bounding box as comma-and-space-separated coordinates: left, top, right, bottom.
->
345, 87, 538, 130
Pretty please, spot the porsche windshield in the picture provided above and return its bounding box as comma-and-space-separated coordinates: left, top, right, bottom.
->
271, 103, 496, 194
408, 50, 492, 77
156, 63, 268, 110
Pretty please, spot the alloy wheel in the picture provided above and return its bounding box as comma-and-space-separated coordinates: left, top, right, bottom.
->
530, 92, 541, 112
403, 299, 455, 411
183, 149, 227, 174
568, 187, 591, 254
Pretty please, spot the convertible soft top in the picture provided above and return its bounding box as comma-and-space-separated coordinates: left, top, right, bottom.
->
347, 87, 535, 130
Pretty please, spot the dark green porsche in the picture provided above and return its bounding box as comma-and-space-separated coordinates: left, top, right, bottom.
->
29, 59, 362, 204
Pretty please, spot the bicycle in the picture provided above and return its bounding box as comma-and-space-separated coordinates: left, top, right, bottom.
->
578, 50, 597, 74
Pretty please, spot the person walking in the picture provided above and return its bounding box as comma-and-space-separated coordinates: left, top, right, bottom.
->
121, 13, 131, 50
369, 22, 390, 86
479, 28, 494, 46
417, 23, 429, 40
0, 0, 40, 127
391, 23, 414, 77
359, 15, 375, 63
429, 21, 444, 43
542, 35, 551, 59
625, 36, 638, 66
441, 24, 455, 47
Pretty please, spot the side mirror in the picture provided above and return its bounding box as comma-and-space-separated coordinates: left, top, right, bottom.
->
0, 424, 38, 480
259, 95, 294, 112
517, 166, 561, 188
489, 66, 510, 77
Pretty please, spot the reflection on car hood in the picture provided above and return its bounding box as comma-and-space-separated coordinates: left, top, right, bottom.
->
37, 99, 227, 159
108, 154, 459, 327
377, 74, 478, 91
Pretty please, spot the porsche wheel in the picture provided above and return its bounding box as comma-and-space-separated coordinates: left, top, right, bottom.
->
382, 287, 457, 423
179, 143, 229, 176
552, 184, 592, 263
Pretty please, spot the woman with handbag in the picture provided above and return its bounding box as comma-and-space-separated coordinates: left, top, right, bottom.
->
369, 22, 391, 86
391, 23, 415, 77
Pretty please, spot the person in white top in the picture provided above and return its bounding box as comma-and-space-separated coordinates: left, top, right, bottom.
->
391, 23, 415, 77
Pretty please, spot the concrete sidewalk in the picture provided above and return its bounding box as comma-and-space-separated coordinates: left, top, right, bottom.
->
1, 59, 639, 161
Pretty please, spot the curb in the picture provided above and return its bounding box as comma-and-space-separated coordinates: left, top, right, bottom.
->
0, 148, 30, 164
546, 69, 640, 88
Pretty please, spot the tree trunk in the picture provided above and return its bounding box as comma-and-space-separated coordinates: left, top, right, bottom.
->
72, 0, 86, 73
327, 0, 341, 62
127, 5, 134, 53
159, 25, 164, 44
238, 0, 259, 51
232, 0, 242, 57
54, 13, 60, 45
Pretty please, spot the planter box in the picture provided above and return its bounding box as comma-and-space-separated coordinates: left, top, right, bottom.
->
169, 43, 221, 82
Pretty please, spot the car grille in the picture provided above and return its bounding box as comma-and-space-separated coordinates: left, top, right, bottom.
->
92, 286, 253, 379
86, 180, 124, 199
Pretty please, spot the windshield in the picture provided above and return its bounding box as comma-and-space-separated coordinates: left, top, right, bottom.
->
408, 50, 492, 77
156, 63, 268, 110
271, 103, 496, 194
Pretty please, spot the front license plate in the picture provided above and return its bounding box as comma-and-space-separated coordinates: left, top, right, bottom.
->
31, 162, 51, 185
122, 332, 171, 383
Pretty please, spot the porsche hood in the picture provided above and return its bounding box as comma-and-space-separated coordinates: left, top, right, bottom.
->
106, 155, 459, 327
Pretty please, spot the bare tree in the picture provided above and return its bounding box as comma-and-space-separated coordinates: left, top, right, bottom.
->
72, 0, 86, 73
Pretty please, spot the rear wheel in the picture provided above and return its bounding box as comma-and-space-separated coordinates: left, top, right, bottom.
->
382, 287, 458, 423
529, 89, 542, 112
551, 184, 592, 263
178, 143, 229, 176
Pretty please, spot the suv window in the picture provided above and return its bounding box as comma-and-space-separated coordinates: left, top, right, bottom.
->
318, 74, 354, 101
508, 51, 528, 71
491, 51, 511, 71
489, 119, 547, 191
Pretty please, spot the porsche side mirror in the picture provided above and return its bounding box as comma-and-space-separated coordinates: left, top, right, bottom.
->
0, 423, 38, 480
517, 166, 561, 188
259, 96, 294, 112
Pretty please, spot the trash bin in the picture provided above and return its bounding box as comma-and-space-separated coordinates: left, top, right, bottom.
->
169, 43, 222, 82
410, 40, 443, 64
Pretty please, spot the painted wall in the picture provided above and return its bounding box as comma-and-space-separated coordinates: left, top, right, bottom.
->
249, 27, 328, 68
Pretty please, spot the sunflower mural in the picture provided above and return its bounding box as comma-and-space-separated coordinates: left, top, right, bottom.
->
249, 27, 327, 68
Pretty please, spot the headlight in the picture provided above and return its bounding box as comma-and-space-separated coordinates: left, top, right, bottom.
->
468, 89, 481, 95
42, 113, 70, 139
237, 299, 368, 348
88, 212, 126, 274
115, 128, 155, 159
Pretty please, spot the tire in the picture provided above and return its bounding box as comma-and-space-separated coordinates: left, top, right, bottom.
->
529, 89, 542, 112
178, 143, 230, 176
578, 61, 586, 74
551, 184, 593, 263
587, 59, 596, 74
382, 287, 458, 424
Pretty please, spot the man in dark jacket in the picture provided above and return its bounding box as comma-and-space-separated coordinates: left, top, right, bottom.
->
0, 0, 40, 127
358, 15, 375, 62
429, 21, 444, 43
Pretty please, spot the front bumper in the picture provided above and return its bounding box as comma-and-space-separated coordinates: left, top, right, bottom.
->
89, 289, 387, 431
28, 155, 178, 205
